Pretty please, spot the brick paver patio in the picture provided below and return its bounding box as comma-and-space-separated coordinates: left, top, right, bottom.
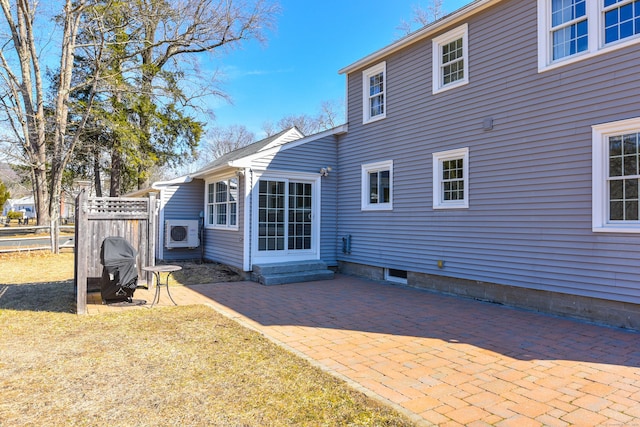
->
88, 275, 640, 426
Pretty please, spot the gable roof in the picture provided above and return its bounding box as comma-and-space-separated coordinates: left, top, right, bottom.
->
338, 0, 499, 75
189, 124, 347, 178
191, 127, 304, 178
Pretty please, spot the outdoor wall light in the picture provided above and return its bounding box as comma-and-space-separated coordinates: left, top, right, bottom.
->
319, 166, 332, 177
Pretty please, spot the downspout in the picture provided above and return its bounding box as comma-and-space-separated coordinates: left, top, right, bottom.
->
248, 168, 253, 271
199, 210, 205, 264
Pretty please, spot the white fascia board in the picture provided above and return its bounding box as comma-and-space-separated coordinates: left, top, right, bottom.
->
190, 162, 237, 179
228, 124, 348, 168
260, 127, 305, 151
151, 175, 193, 189
191, 164, 237, 180
338, 0, 500, 75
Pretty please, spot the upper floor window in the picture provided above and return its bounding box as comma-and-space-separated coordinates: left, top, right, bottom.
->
361, 160, 393, 211
432, 24, 469, 94
538, 0, 640, 71
433, 148, 469, 209
604, 0, 640, 44
362, 62, 386, 124
551, 0, 588, 60
592, 117, 640, 232
206, 177, 238, 229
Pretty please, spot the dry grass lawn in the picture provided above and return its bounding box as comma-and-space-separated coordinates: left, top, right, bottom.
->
0, 252, 416, 427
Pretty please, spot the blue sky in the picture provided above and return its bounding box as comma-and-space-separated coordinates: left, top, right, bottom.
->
208, 0, 471, 138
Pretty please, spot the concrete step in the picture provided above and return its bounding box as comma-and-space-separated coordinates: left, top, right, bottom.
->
252, 260, 334, 286
252, 260, 329, 275
257, 269, 335, 286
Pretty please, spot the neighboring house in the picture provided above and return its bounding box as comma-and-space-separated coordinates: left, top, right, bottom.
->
3, 196, 36, 219
3, 193, 76, 222
152, 0, 640, 329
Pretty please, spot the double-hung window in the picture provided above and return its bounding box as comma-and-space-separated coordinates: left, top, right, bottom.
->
432, 24, 469, 94
433, 148, 469, 209
550, 0, 589, 61
603, 0, 640, 43
361, 160, 393, 211
362, 62, 386, 124
538, 0, 640, 71
592, 117, 640, 232
206, 178, 238, 229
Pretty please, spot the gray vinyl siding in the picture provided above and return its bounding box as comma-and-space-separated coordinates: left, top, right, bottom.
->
256, 136, 339, 265
203, 176, 245, 270
337, 1, 640, 303
160, 180, 204, 261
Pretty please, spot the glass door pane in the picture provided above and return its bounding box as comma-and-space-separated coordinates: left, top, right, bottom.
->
258, 180, 285, 251
288, 182, 312, 250
257, 179, 313, 253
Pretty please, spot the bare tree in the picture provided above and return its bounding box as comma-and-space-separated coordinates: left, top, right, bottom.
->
0, 0, 98, 229
262, 99, 344, 137
263, 113, 314, 137
203, 124, 255, 160
317, 99, 342, 130
397, 0, 446, 36
261, 121, 277, 138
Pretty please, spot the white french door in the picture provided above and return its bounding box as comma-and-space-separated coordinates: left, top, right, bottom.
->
252, 176, 319, 263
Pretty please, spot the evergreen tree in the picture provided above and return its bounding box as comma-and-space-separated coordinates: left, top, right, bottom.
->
0, 181, 10, 211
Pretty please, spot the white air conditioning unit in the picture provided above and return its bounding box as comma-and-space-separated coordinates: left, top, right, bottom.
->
165, 220, 200, 249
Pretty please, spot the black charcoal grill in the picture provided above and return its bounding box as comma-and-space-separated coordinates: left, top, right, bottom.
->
100, 236, 139, 304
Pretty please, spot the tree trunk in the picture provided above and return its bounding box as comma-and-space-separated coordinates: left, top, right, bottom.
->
93, 155, 102, 197
0, 0, 51, 225
33, 166, 49, 226
110, 145, 122, 197
0, 0, 87, 231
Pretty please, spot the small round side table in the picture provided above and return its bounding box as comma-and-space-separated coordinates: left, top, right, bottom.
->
142, 265, 182, 308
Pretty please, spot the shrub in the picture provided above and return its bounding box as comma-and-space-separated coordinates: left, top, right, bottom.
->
7, 211, 23, 220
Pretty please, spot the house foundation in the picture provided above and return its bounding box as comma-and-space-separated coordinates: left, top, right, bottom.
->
338, 261, 640, 331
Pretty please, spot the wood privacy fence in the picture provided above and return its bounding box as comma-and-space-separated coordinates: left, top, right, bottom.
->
74, 190, 158, 314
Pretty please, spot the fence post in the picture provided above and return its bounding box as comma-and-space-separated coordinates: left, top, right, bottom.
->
74, 190, 88, 314
49, 193, 60, 254
146, 193, 157, 286
49, 219, 59, 254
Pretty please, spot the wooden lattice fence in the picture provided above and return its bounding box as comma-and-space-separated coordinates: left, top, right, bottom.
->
74, 190, 157, 314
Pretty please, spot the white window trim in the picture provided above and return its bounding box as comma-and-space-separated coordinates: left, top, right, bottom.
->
432, 147, 469, 209
592, 117, 640, 233
432, 24, 469, 94
361, 160, 393, 211
205, 177, 239, 230
362, 62, 386, 124
538, 0, 640, 72
249, 171, 321, 265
